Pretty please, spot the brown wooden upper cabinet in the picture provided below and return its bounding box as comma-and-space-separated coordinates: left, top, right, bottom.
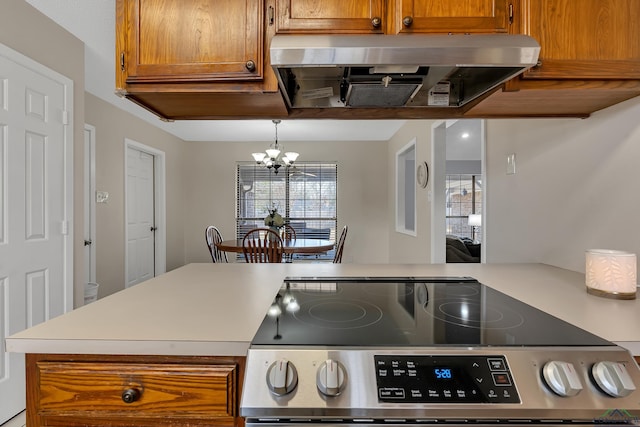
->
466, 0, 640, 117
115, 0, 287, 120
275, 0, 511, 34
118, 0, 264, 85
515, 0, 640, 80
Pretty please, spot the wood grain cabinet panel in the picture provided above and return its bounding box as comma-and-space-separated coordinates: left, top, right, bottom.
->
27, 354, 245, 427
466, 0, 640, 117
517, 0, 640, 80
115, 0, 288, 120
124, 0, 264, 83
275, 0, 510, 34
392, 0, 510, 34
276, 0, 385, 33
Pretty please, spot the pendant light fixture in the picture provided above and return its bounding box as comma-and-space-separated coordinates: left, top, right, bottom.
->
251, 119, 299, 174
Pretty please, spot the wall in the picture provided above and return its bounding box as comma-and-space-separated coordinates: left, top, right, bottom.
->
84, 93, 186, 298
485, 96, 640, 272
0, 0, 86, 306
386, 121, 433, 263
182, 139, 389, 264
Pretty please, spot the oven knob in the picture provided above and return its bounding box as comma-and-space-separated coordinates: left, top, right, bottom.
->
592, 361, 636, 397
266, 359, 298, 396
542, 361, 583, 397
317, 359, 346, 396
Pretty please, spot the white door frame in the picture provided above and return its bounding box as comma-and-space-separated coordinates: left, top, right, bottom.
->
431, 120, 487, 264
84, 124, 96, 285
430, 121, 447, 263
124, 138, 166, 284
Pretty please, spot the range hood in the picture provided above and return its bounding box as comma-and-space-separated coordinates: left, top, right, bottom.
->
270, 34, 540, 109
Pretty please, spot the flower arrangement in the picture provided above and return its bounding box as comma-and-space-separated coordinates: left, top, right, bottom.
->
264, 207, 285, 228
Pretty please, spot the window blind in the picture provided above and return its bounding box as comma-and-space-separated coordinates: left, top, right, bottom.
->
236, 162, 338, 261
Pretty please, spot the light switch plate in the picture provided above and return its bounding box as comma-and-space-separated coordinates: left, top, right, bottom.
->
506, 153, 516, 175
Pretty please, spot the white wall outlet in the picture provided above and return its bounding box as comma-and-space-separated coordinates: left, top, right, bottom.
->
96, 191, 110, 203
506, 153, 516, 175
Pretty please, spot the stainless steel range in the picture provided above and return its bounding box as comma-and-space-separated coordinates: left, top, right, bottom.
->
240, 277, 640, 426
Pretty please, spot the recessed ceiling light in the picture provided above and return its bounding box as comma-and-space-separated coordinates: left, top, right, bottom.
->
461, 132, 470, 139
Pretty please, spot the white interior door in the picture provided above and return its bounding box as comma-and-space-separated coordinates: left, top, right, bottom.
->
126, 145, 156, 287
0, 44, 73, 424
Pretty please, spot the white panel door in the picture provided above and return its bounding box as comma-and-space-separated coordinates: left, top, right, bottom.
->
126, 146, 155, 287
0, 45, 72, 424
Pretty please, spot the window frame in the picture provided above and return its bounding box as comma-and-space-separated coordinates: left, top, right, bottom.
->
395, 138, 417, 236
235, 161, 338, 261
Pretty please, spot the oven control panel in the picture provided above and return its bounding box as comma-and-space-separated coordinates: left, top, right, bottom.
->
375, 355, 520, 403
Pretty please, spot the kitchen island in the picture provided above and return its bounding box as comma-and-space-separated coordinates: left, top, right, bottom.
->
6, 263, 640, 426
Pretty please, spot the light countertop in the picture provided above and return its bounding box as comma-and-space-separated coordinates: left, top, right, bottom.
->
6, 263, 640, 356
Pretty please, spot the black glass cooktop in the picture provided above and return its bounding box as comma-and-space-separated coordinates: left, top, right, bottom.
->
250, 277, 612, 347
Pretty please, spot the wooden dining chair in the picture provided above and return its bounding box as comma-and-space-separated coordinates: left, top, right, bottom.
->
205, 226, 228, 263
281, 224, 297, 263
333, 225, 348, 263
242, 228, 284, 263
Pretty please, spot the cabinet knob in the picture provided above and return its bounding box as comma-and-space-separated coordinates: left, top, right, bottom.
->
121, 388, 141, 403
371, 17, 382, 28
402, 16, 413, 27
245, 60, 256, 72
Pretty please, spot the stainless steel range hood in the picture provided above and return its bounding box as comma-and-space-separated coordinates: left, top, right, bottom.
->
270, 34, 540, 109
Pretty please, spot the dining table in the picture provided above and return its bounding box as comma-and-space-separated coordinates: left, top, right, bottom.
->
216, 238, 335, 256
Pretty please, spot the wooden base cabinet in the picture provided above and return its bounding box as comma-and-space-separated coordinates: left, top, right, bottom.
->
26, 354, 245, 427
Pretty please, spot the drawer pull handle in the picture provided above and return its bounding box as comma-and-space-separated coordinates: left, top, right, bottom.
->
122, 388, 141, 403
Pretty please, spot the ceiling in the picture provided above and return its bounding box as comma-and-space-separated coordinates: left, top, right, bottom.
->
23, 0, 479, 148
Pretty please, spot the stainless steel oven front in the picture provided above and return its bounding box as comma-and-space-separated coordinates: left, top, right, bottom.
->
240, 278, 640, 426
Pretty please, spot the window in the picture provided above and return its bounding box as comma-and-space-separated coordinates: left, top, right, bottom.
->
236, 162, 338, 261
446, 174, 482, 242
396, 139, 416, 235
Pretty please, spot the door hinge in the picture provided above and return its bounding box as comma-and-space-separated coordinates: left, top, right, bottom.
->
62, 110, 69, 125
120, 52, 125, 71
508, 3, 514, 24
61, 220, 69, 235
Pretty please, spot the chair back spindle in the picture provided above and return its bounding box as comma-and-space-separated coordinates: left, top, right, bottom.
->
242, 228, 284, 263
206, 226, 228, 263
333, 225, 348, 263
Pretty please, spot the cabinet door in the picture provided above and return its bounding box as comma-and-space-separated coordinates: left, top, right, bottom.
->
519, 0, 640, 79
392, 0, 511, 34
276, 0, 386, 33
124, 0, 264, 83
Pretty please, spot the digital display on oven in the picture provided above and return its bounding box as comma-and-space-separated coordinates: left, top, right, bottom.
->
433, 367, 453, 379
375, 355, 520, 404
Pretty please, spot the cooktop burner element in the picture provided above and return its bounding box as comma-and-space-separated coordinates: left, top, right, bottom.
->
241, 277, 640, 425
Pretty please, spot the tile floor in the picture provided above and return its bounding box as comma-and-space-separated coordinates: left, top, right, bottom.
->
1, 411, 25, 427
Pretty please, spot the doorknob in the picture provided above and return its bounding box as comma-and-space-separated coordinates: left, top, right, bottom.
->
84, 239, 92, 246
150, 226, 157, 232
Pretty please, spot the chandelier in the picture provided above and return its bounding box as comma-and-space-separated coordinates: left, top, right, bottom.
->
251, 119, 299, 174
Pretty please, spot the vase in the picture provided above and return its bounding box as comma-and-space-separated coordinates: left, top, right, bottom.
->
268, 226, 281, 240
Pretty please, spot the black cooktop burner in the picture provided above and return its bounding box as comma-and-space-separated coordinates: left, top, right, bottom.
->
250, 277, 612, 347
